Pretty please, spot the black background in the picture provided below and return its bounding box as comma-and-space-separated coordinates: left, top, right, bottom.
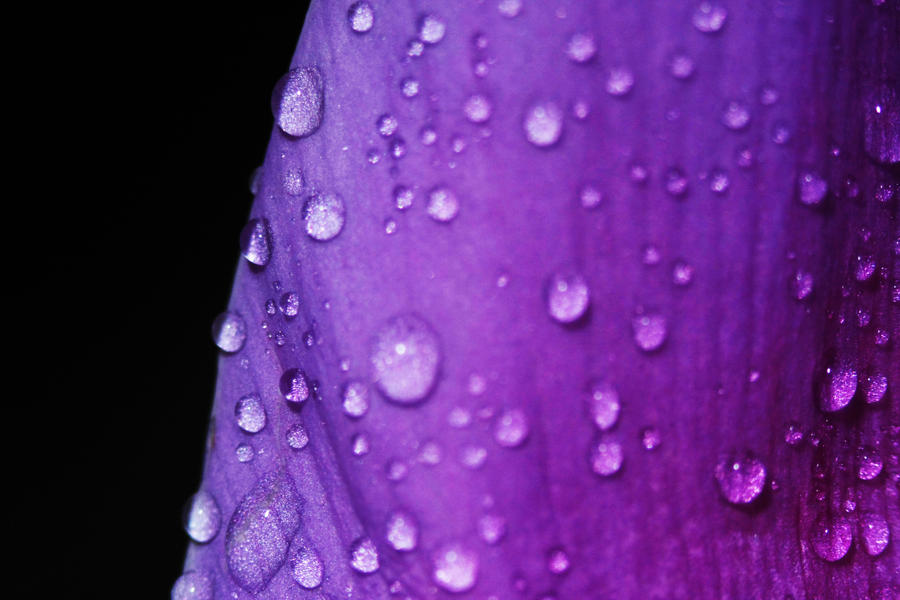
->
11, 3, 312, 597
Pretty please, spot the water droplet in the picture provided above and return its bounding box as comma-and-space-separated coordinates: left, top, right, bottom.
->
590, 439, 624, 476
864, 373, 888, 404
289, 542, 323, 589
721, 101, 750, 130
418, 14, 446, 45
819, 362, 857, 412
303, 193, 345, 241
587, 381, 620, 431
448, 406, 472, 428
240, 219, 272, 266
809, 515, 852, 562
854, 254, 876, 282
673, 260, 695, 286
393, 185, 414, 211
235, 443, 255, 463
669, 53, 695, 79
605, 67, 635, 96
798, 172, 828, 206
371, 314, 440, 403
351, 433, 371, 457
709, 169, 730, 194
283, 166, 306, 196
640, 427, 661, 450
461, 445, 488, 469
784, 422, 805, 446
494, 408, 530, 448
427, 186, 460, 222
212, 311, 247, 353
632, 313, 668, 352
864, 85, 899, 164
497, 0, 522, 17
279, 292, 300, 318
772, 120, 792, 145
790, 270, 814, 300
857, 446, 883, 480
350, 537, 380, 573
272, 67, 325, 138
225, 471, 302, 592
377, 114, 399, 137
572, 99, 590, 120
341, 381, 370, 418
235, 394, 267, 434
171, 570, 214, 600
184, 491, 221, 544
407, 38, 425, 57
860, 512, 891, 556
347, 1, 374, 33
714, 452, 766, 504
464, 94, 492, 123
524, 102, 564, 147
278, 368, 310, 406
546, 271, 590, 324
547, 547, 570, 574
386, 459, 409, 481
566, 33, 596, 63
418, 440, 443, 465
664, 168, 688, 197
760, 86, 779, 105
578, 184, 602, 209
286, 424, 309, 450
386, 510, 419, 551
692, 2, 728, 33
420, 126, 438, 145
432, 542, 479, 592
478, 514, 507, 545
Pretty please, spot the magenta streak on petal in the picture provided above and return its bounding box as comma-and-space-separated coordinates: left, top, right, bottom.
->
179, 2, 899, 599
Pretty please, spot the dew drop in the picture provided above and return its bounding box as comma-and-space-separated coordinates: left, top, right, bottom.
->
212, 311, 247, 353
303, 193, 345, 241
351, 433, 371, 457
385, 510, 419, 551
498, 0, 522, 17
432, 542, 479, 593
721, 101, 750, 130
225, 471, 302, 593
342, 380, 370, 418
286, 423, 309, 450
546, 271, 590, 323
420, 126, 438, 145
464, 94, 493, 123
350, 537, 380, 574
347, 1, 374, 33
664, 167, 689, 197
407, 39, 424, 57
461, 445, 488, 469
524, 102, 564, 147
371, 314, 441, 403
714, 452, 766, 504
289, 543, 323, 589
272, 67, 325, 138
864, 373, 888, 404
418, 14, 446, 45
784, 422, 805, 446
854, 254, 876, 282
401, 78, 420, 98
578, 184, 602, 209
857, 446, 883, 480
547, 548, 570, 574
605, 67, 635, 96
171, 570, 214, 600
240, 219, 272, 266
809, 515, 852, 562
279, 292, 300, 318
235, 394, 267, 434
183, 491, 221, 544
283, 166, 306, 196
669, 53, 695, 79
277, 369, 309, 407
393, 185, 414, 211
790, 270, 814, 300
566, 33, 596, 63
709, 169, 730, 194
819, 362, 857, 413
418, 440, 443, 465
798, 172, 828, 206
494, 408, 530, 448
692, 2, 728, 33
235, 443, 255, 463
860, 512, 890, 556
640, 427, 661, 450
427, 186, 460, 222
590, 439, 624, 476
673, 261, 695, 286
478, 514, 507, 545
377, 114, 399, 137
586, 380, 620, 431
632, 313, 668, 352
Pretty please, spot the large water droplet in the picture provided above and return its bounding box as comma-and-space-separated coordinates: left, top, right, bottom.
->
432, 542, 479, 592
280, 368, 310, 406
809, 515, 852, 562
586, 380, 620, 431
272, 67, 325, 138
632, 313, 668, 352
692, 2, 727, 33
303, 193, 345, 241
347, 1, 374, 33
212, 311, 247, 353
240, 219, 272, 266
385, 510, 419, 551
342, 380, 370, 418
590, 439, 624, 476
235, 394, 267, 434
371, 314, 441, 403
225, 471, 302, 593
418, 14, 446, 44
349, 537, 380, 573
427, 187, 460, 222
289, 542, 323, 589
546, 271, 590, 324
171, 570, 214, 600
860, 512, 891, 557
714, 452, 766, 504
524, 102, 564, 147
819, 362, 857, 412
183, 490, 221, 544
494, 408, 530, 448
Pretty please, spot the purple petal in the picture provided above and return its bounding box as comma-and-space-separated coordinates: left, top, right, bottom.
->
179, 2, 898, 599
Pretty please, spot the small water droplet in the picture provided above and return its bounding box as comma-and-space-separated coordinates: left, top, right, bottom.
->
350, 537, 380, 573
212, 311, 247, 353
809, 515, 852, 562
494, 408, 530, 447
721, 101, 750, 130
418, 440, 443, 465
546, 271, 590, 323
547, 547, 570, 574
461, 445, 488, 469
407, 38, 425, 57
669, 53, 695, 79
640, 427, 661, 450
280, 368, 310, 406
566, 33, 596, 63
798, 172, 828, 206
857, 446, 883, 480
235, 394, 267, 434
418, 14, 446, 45
497, 0, 522, 18
665, 168, 688, 197
784, 422, 805, 446
790, 270, 814, 300
578, 184, 602, 209
590, 439, 624, 476
672, 260, 695, 286
860, 512, 891, 556
587, 381, 620, 431
772, 120, 792, 145
279, 292, 300, 318
286, 424, 309, 450
351, 433, 371, 457
272, 67, 325, 138
709, 169, 730, 194
289, 542, 323, 589
605, 67, 635, 96
477, 514, 507, 545
371, 314, 441, 403
342, 380, 370, 418
692, 2, 728, 33
348, 1, 374, 33
524, 102, 564, 147
235, 443, 255, 463
386, 510, 419, 551
393, 185, 414, 211
864, 373, 888, 404
386, 459, 409, 482
283, 166, 306, 196
377, 114, 399, 137
854, 254, 876, 281
401, 78, 420, 98
464, 94, 492, 123
171, 570, 214, 600
819, 362, 857, 412
432, 542, 479, 592
303, 193, 345, 241
632, 313, 668, 352
427, 186, 460, 222
715, 452, 766, 504
240, 219, 272, 266
183, 491, 221, 544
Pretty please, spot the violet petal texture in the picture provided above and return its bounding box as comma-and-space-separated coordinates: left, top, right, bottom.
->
178, 2, 899, 599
